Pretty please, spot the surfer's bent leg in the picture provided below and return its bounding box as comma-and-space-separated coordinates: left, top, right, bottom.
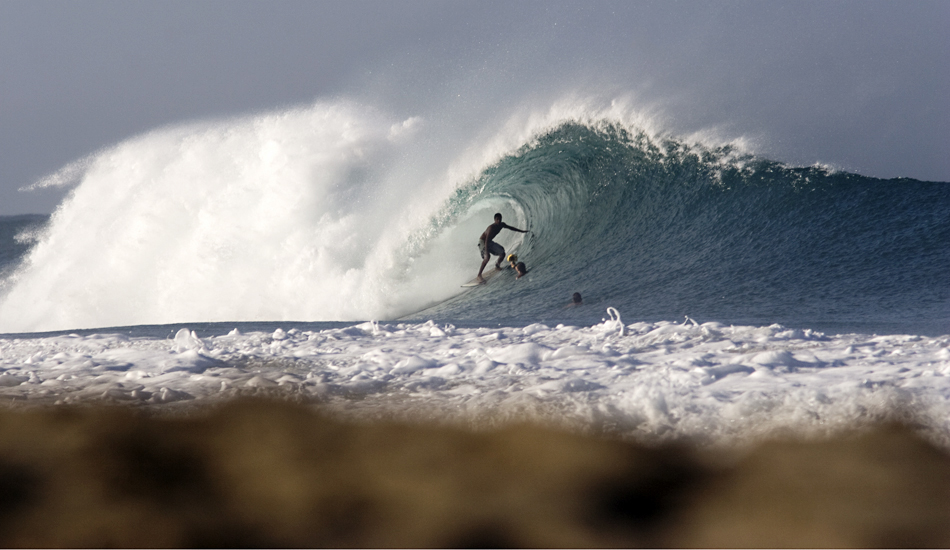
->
489, 242, 505, 268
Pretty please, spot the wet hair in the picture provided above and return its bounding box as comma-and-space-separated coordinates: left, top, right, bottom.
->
516, 262, 527, 274
572, 292, 582, 304
494, 213, 502, 221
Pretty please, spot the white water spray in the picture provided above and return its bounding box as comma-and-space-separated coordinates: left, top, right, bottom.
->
1, 102, 476, 331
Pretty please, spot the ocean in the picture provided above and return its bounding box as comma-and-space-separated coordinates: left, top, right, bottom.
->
0, 101, 948, 447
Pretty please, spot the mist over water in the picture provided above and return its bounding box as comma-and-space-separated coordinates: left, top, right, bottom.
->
0, 96, 947, 335
0, 101, 463, 330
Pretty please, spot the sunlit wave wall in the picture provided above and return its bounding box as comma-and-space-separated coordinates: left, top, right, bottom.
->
1, 98, 948, 334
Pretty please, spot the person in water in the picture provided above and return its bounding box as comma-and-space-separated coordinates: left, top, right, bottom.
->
477, 213, 528, 282
562, 292, 583, 309
507, 254, 528, 279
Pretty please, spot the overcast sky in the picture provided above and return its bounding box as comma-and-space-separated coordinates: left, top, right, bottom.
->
1, 0, 947, 215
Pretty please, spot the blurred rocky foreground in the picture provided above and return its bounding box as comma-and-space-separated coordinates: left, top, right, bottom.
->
0, 400, 947, 548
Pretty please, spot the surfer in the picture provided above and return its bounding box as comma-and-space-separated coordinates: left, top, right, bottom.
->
507, 254, 528, 279
477, 213, 528, 283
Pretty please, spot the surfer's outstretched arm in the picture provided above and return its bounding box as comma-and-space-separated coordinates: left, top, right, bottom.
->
501, 223, 528, 234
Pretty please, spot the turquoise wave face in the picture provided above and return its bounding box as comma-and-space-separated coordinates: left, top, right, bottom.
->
410, 122, 950, 335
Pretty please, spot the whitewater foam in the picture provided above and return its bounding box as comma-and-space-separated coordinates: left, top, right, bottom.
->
1, 312, 948, 448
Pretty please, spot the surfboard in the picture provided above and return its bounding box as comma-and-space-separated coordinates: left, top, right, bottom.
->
461, 267, 504, 287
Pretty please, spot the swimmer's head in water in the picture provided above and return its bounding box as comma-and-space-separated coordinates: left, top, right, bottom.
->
572, 292, 582, 304
507, 254, 518, 263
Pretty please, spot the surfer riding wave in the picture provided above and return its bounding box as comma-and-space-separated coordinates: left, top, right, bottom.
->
476, 213, 528, 283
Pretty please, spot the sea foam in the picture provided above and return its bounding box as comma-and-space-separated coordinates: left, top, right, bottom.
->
1, 312, 948, 448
